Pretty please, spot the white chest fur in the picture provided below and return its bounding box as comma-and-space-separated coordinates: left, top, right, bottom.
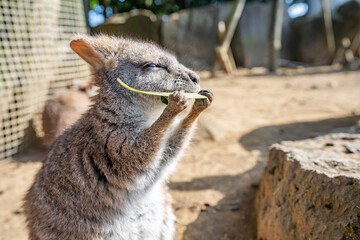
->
100, 183, 170, 240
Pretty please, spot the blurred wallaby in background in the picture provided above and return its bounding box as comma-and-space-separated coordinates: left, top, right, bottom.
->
42, 82, 98, 146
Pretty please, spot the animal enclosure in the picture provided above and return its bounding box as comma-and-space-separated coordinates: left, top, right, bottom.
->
0, 0, 91, 161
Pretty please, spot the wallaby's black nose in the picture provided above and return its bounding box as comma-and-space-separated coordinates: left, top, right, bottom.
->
189, 73, 200, 84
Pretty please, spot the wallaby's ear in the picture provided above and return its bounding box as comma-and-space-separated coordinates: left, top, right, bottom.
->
70, 39, 104, 70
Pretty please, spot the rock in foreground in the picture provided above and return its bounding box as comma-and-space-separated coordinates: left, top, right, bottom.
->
256, 133, 360, 240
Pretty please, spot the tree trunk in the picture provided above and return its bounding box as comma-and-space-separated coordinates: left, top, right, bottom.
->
268, 0, 284, 72
321, 0, 336, 63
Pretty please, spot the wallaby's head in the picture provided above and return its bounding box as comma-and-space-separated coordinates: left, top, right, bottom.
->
70, 34, 200, 105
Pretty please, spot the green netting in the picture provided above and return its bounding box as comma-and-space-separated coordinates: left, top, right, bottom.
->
0, 0, 91, 161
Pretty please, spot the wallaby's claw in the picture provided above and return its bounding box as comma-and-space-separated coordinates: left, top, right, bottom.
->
167, 90, 189, 113
193, 89, 213, 112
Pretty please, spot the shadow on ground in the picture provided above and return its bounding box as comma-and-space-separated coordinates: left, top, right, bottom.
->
171, 115, 360, 240
170, 165, 262, 240
239, 115, 360, 160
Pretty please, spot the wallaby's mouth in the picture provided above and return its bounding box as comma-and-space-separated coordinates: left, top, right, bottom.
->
173, 85, 200, 94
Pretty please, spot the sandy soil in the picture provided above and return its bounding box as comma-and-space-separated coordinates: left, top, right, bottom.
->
1, 70, 359, 240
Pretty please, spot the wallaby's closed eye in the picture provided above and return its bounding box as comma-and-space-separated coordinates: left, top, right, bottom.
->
24, 34, 213, 240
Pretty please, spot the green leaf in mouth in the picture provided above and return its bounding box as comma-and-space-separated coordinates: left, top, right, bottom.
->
116, 78, 208, 100
160, 96, 168, 105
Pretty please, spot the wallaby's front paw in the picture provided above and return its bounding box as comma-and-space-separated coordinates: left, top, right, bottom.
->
192, 90, 213, 112
166, 90, 189, 113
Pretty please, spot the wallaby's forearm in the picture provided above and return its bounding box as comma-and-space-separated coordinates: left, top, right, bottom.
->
106, 91, 188, 181
126, 107, 179, 161
107, 108, 177, 165
161, 110, 201, 163
161, 90, 213, 166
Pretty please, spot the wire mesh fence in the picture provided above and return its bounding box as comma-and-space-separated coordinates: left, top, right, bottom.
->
0, 0, 91, 161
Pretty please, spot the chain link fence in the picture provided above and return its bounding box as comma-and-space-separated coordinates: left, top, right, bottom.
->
0, 0, 91, 161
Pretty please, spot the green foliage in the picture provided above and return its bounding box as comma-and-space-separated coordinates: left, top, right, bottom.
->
91, 0, 234, 16
89, 0, 312, 17
90, 0, 311, 16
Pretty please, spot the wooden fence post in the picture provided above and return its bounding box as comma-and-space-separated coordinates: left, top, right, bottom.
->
215, 0, 246, 74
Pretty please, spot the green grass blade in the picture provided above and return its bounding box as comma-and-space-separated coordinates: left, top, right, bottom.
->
116, 78, 207, 99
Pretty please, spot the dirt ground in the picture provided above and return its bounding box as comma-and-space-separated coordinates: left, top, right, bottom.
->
1, 70, 360, 240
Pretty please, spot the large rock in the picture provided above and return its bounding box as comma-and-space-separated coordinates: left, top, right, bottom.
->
256, 133, 360, 240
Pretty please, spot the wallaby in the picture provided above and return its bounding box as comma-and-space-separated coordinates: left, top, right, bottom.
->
42, 89, 92, 146
24, 34, 213, 240
42, 81, 98, 146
